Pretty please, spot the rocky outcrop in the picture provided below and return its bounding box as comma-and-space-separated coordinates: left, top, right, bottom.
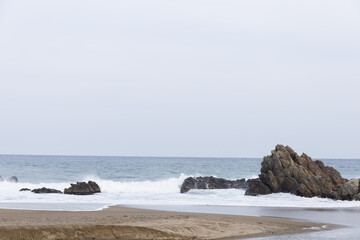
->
64, 181, 101, 195
32, 187, 62, 194
245, 145, 360, 200
180, 176, 247, 193
19, 188, 31, 191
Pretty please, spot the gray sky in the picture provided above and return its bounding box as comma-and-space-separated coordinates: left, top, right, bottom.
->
0, 0, 359, 158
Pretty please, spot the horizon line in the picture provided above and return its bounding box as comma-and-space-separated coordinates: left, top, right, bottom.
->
0, 153, 359, 160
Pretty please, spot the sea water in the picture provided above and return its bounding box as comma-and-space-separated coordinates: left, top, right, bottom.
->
0, 155, 360, 211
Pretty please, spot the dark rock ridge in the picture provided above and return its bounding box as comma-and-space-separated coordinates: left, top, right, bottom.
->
245, 145, 360, 201
180, 176, 247, 193
64, 181, 101, 195
18, 181, 100, 195
32, 187, 62, 194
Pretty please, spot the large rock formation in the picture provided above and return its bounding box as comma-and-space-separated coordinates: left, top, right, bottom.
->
32, 187, 62, 194
245, 145, 357, 200
180, 176, 247, 193
64, 181, 101, 195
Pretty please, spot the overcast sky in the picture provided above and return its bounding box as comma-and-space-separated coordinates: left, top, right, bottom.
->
0, 0, 359, 158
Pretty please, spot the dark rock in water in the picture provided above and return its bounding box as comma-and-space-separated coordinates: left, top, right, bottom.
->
20, 188, 31, 191
8, 176, 18, 183
0, 176, 3, 181
64, 181, 101, 195
245, 145, 356, 200
245, 178, 272, 196
32, 187, 62, 194
180, 176, 247, 193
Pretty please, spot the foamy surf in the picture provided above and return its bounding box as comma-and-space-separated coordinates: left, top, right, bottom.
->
1, 174, 360, 211
81, 173, 189, 193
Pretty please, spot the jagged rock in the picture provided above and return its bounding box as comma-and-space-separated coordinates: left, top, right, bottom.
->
32, 187, 62, 194
245, 178, 272, 196
246, 145, 348, 199
8, 176, 18, 183
64, 181, 101, 195
180, 176, 247, 193
0, 176, 3, 181
19, 188, 31, 191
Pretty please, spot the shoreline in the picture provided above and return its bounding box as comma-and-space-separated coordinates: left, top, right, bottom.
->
0, 206, 332, 240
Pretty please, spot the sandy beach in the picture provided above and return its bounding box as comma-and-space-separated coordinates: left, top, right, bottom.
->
0, 206, 328, 240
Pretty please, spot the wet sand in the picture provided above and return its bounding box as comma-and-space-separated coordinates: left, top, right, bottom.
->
0, 206, 328, 240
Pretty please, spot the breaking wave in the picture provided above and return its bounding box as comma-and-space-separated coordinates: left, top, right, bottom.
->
1, 174, 360, 211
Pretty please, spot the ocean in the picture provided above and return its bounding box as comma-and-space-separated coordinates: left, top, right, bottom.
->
1, 154, 360, 211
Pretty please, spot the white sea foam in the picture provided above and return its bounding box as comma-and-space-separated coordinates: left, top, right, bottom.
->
1, 174, 360, 211
81, 173, 188, 193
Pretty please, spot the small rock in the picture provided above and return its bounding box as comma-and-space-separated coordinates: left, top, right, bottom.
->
8, 176, 18, 183
19, 188, 31, 191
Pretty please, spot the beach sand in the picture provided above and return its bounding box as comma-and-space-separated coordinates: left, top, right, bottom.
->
0, 206, 328, 240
